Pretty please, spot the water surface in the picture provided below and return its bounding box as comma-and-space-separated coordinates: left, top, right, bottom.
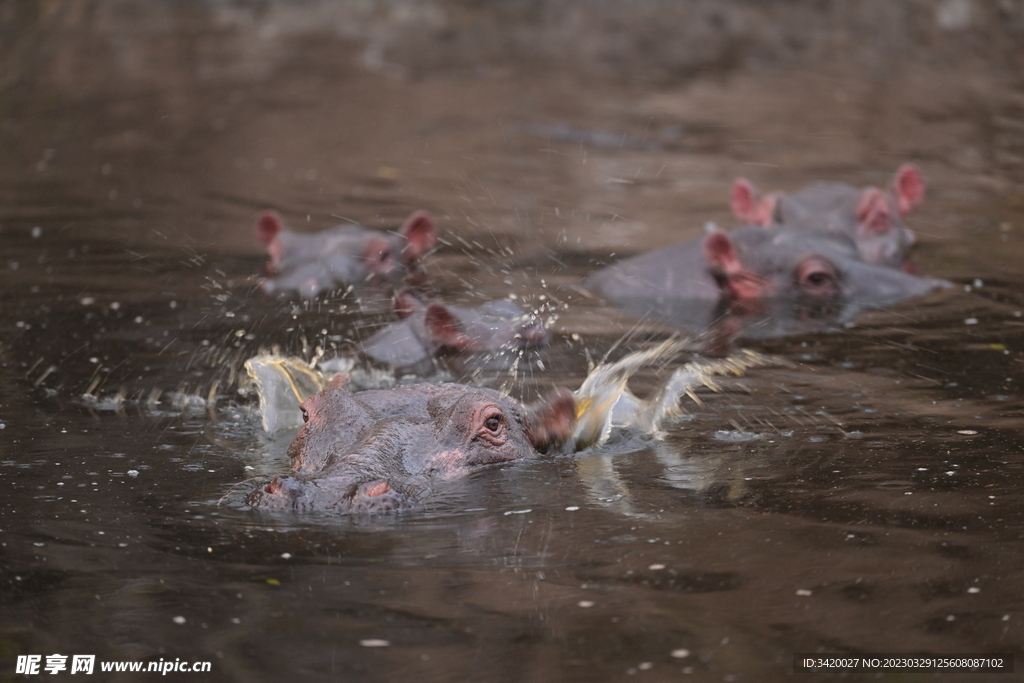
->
2, 11, 1024, 681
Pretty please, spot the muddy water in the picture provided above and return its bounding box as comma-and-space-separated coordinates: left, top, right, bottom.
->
3, 22, 1024, 683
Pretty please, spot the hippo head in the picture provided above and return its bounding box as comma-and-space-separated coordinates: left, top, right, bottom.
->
419, 298, 549, 367
246, 381, 576, 513
702, 227, 846, 304
362, 292, 549, 374
700, 224, 949, 317
731, 164, 924, 269
255, 210, 437, 298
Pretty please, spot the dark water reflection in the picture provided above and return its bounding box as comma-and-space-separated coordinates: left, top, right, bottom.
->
4, 9, 1024, 682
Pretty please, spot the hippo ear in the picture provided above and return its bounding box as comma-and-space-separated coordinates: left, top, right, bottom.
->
892, 164, 924, 215
702, 232, 767, 300
400, 211, 437, 262
525, 388, 576, 452
424, 303, 476, 351
855, 188, 893, 235
393, 289, 425, 319
730, 179, 775, 226
703, 232, 741, 273
256, 210, 284, 245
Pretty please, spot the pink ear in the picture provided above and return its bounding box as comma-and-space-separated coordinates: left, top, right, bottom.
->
730, 179, 776, 226
399, 211, 437, 262
703, 232, 770, 300
526, 388, 576, 451
393, 289, 424, 319
424, 304, 475, 351
855, 188, 892, 234
754, 194, 777, 227
256, 210, 284, 246
893, 163, 924, 215
731, 179, 760, 223
703, 232, 742, 274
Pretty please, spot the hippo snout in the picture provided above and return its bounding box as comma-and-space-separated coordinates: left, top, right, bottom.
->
245, 476, 293, 511
246, 382, 577, 514
347, 479, 407, 512
246, 475, 411, 513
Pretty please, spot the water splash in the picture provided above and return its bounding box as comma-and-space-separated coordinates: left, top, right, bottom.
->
244, 355, 330, 432
570, 340, 780, 450
245, 341, 780, 445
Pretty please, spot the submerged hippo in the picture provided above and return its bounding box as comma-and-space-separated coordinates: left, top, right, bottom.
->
246, 378, 576, 513
582, 223, 950, 346
730, 164, 925, 268
361, 290, 549, 375
257, 209, 437, 298
584, 224, 949, 316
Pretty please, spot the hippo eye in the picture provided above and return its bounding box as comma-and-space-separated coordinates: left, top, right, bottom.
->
378, 249, 391, 263
474, 407, 508, 447
484, 414, 502, 432
806, 271, 831, 287
796, 257, 839, 296
301, 408, 309, 423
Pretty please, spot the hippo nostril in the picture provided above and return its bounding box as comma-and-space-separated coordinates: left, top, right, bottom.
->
362, 480, 392, 498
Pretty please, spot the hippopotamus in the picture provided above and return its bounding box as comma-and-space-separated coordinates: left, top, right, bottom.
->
361, 290, 549, 375
246, 378, 576, 513
256, 210, 437, 298
582, 224, 950, 338
730, 164, 925, 267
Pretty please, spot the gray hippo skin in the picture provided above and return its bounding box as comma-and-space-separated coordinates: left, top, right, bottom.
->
730, 164, 925, 267
246, 378, 576, 513
361, 291, 549, 375
257, 210, 437, 298
583, 225, 949, 327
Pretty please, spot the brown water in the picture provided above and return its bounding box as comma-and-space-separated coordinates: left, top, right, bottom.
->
3, 9, 1024, 682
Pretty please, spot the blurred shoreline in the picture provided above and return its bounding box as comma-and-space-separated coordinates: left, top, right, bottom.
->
2, 0, 1021, 96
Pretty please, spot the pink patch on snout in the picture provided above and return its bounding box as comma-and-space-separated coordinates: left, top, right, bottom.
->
265, 478, 283, 495
426, 450, 465, 477
362, 481, 392, 498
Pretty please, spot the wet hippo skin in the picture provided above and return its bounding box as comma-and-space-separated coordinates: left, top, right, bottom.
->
256, 210, 437, 298
361, 290, 549, 374
247, 378, 576, 513
583, 224, 948, 311
730, 164, 924, 267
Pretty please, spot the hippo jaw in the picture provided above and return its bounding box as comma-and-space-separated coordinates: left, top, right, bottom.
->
246, 474, 414, 513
